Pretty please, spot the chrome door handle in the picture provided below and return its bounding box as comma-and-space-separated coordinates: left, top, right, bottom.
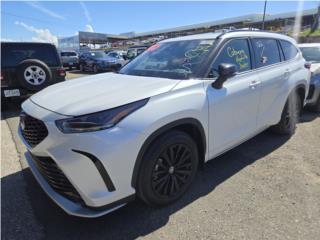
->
249, 80, 261, 88
284, 69, 290, 78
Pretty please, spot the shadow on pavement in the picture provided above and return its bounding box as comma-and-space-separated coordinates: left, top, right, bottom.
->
1, 99, 23, 120
2, 129, 293, 240
300, 110, 320, 122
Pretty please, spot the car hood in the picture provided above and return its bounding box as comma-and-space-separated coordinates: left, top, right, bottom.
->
31, 73, 180, 116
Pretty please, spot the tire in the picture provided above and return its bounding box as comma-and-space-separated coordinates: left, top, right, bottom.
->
271, 91, 302, 135
16, 59, 52, 91
79, 64, 85, 72
137, 130, 199, 207
93, 65, 98, 73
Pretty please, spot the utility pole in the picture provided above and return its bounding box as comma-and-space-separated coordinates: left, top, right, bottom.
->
262, 0, 267, 30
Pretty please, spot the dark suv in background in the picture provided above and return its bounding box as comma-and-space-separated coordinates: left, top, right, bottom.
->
1, 42, 66, 104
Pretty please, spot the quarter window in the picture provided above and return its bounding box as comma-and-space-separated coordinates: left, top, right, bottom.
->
252, 38, 281, 67
280, 40, 298, 60
211, 39, 252, 77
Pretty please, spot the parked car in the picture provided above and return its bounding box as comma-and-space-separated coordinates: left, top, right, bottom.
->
126, 45, 148, 60
79, 51, 123, 73
298, 43, 320, 112
107, 50, 128, 60
60, 51, 79, 70
19, 31, 310, 217
1, 42, 66, 104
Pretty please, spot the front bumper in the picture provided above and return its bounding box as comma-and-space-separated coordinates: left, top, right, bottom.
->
19, 99, 146, 217
97, 63, 121, 71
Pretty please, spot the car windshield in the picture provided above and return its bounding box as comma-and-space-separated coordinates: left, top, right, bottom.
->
61, 52, 77, 57
120, 39, 216, 79
90, 52, 106, 58
300, 47, 320, 63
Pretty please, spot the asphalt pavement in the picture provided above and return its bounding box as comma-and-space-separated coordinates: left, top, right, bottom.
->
1, 85, 320, 240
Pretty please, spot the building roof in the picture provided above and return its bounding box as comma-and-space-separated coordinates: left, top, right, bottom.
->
131, 8, 318, 38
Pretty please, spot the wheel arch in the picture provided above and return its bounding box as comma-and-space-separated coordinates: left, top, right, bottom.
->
131, 118, 207, 188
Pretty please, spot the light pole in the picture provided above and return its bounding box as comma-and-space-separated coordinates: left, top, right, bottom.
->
262, 0, 267, 30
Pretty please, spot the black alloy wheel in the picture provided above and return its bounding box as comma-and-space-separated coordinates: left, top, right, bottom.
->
137, 130, 199, 206
151, 144, 193, 198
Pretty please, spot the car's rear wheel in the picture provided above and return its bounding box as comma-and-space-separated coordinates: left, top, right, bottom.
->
137, 130, 199, 206
271, 91, 301, 135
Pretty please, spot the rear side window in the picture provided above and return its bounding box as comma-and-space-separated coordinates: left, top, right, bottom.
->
1, 44, 60, 68
252, 38, 281, 68
211, 38, 252, 76
280, 40, 298, 60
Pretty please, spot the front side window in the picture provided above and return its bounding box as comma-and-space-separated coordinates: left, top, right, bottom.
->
252, 38, 280, 68
211, 39, 252, 77
300, 46, 320, 63
120, 39, 216, 79
280, 40, 298, 60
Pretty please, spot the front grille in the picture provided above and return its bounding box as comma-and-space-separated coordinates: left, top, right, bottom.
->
307, 84, 315, 100
20, 113, 48, 147
30, 153, 84, 204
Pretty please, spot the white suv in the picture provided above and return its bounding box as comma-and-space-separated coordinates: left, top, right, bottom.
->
19, 31, 310, 217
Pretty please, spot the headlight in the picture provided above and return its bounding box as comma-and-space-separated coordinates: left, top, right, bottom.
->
56, 99, 148, 133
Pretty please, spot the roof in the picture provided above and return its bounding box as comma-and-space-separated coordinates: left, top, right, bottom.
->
1, 41, 55, 46
161, 32, 222, 42
161, 30, 296, 44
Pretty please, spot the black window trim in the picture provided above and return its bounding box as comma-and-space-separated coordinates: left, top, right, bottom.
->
250, 37, 283, 70
203, 37, 254, 79
278, 39, 299, 62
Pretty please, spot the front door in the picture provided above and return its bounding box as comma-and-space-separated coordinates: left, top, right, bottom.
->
205, 38, 261, 158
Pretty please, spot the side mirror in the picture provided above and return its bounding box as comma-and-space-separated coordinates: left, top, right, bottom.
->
212, 63, 237, 89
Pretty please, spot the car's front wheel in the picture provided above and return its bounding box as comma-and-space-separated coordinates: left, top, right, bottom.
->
79, 64, 85, 72
308, 96, 320, 113
93, 65, 98, 73
137, 130, 199, 206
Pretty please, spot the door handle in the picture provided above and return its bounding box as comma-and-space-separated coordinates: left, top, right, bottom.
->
249, 80, 261, 88
284, 69, 290, 78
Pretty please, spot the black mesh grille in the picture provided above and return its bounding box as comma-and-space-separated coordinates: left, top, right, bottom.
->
20, 113, 48, 147
307, 84, 315, 100
30, 153, 84, 204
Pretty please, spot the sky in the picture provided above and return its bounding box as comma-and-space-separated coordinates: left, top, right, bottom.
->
1, 1, 319, 44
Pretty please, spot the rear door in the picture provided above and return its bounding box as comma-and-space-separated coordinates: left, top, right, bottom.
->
251, 38, 292, 130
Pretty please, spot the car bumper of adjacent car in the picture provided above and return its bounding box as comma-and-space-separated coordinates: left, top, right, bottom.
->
97, 63, 120, 71
63, 62, 79, 67
1, 86, 32, 99
19, 99, 146, 217
306, 74, 320, 106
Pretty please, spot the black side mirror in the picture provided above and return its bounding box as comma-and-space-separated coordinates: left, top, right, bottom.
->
212, 63, 237, 89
